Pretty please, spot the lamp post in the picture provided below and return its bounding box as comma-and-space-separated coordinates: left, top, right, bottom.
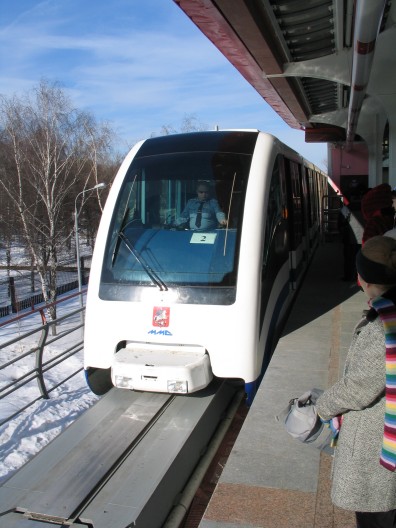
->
74, 182, 106, 316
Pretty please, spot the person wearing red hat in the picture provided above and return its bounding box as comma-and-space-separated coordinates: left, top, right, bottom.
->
361, 183, 394, 244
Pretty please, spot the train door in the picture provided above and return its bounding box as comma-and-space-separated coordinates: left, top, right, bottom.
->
284, 158, 303, 289
299, 165, 310, 261
311, 168, 326, 247
306, 167, 318, 248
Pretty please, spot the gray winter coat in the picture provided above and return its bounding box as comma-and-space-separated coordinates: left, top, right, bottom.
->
316, 316, 396, 512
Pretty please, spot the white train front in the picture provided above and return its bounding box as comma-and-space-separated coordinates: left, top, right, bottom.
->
84, 130, 328, 404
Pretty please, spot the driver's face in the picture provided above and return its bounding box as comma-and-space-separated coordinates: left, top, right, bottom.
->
197, 187, 209, 201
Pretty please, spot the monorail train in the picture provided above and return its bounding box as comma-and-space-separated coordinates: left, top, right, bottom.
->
83, 130, 328, 404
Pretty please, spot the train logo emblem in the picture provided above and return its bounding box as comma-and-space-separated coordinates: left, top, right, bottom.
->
152, 307, 170, 327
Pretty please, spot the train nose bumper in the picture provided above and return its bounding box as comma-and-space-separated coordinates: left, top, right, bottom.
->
111, 343, 213, 394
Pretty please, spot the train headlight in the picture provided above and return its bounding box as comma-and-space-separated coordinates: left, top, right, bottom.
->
167, 380, 188, 393
114, 375, 134, 389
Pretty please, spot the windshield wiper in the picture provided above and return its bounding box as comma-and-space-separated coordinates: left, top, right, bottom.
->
117, 231, 168, 291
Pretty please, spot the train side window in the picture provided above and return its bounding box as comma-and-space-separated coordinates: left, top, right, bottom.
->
263, 157, 285, 270
285, 159, 303, 249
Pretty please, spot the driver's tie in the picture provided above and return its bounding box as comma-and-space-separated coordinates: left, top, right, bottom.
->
195, 202, 204, 228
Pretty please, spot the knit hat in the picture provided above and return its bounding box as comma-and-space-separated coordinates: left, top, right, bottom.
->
361, 183, 392, 220
356, 235, 396, 285
356, 249, 396, 284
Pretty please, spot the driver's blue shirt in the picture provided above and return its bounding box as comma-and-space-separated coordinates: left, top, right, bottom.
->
176, 198, 225, 230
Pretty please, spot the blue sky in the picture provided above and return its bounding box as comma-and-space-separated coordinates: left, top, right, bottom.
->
0, 0, 327, 167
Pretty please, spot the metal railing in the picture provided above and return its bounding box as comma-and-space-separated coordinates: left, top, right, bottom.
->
0, 291, 86, 427
0, 256, 92, 318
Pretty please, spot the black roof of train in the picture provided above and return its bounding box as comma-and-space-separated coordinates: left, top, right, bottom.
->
135, 130, 259, 157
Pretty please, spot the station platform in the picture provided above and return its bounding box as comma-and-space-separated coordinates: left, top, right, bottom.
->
199, 238, 365, 528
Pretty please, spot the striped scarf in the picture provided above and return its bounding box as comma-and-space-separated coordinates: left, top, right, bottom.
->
370, 295, 396, 471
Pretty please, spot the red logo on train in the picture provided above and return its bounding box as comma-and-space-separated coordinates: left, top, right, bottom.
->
152, 307, 170, 327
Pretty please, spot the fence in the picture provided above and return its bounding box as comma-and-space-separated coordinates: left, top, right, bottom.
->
0, 256, 91, 318
0, 291, 86, 427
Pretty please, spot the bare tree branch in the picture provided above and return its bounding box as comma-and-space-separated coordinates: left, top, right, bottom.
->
0, 79, 117, 320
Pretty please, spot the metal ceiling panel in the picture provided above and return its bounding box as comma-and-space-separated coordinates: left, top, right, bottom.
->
175, 0, 394, 144
267, 0, 339, 115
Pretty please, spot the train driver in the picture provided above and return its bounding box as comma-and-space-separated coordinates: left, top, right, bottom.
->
175, 181, 227, 230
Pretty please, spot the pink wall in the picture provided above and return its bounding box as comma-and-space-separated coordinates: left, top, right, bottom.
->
329, 143, 368, 187
329, 143, 369, 204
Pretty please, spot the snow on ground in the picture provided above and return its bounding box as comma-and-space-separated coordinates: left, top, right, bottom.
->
0, 292, 99, 485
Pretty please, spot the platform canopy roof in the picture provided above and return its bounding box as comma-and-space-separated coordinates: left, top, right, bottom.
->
174, 0, 396, 147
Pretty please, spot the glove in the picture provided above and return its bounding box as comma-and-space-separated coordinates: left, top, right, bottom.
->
329, 416, 340, 435
319, 415, 341, 446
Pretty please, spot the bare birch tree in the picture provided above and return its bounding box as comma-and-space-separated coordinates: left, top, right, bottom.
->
0, 80, 112, 320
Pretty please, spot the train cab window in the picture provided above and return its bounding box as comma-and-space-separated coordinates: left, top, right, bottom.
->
99, 149, 252, 305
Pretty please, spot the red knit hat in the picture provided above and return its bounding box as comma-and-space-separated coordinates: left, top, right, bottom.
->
361, 183, 392, 220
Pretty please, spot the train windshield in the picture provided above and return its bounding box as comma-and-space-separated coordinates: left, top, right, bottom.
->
100, 140, 254, 305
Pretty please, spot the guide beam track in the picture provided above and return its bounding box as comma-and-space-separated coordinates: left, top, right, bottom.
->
0, 379, 238, 527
